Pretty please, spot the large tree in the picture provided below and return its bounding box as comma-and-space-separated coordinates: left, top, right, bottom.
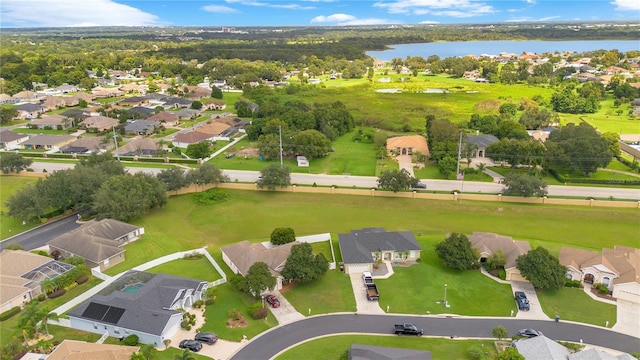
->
157, 167, 188, 192
516, 246, 566, 289
281, 243, 329, 283
502, 174, 548, 198
377, 169, 419, 193
270, 227, 296, 245
290, 129, 330, 160
93, 173, 167, 221
185, 141, 213, 159
257, 164, 291, 190
0, 153, 32, 174
241, 262, 277, 297
186, 163, 228, 188
0, 107, 18, 124
544, 122, 612, 175
434, 233, 476, 270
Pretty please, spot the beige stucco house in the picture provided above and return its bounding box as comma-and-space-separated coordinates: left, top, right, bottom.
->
468, 232, 531, 281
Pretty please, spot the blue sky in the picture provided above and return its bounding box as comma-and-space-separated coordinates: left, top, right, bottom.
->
1, 0, 639, 28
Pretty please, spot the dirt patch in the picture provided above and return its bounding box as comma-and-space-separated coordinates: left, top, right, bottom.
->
590, 287, 616, 301
227, 315, 248, 328
235, 147, 260, 157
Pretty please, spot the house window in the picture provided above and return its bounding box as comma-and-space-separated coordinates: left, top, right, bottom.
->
565, 272, 573, 280
602, 277, 611, 287
394, 253, 401, 259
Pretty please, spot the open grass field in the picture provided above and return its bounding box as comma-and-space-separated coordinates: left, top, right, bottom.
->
146, 257, 223, 282
276, 335, 498, 360
0, 176, 40, 239
536, 287, 616, 327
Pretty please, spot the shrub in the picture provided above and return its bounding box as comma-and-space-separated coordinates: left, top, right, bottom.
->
498, 268, 506, 280
37, 294, 46, 302
250, 307, 268, 320
122, 334, 139, 346
31, 250, 50, 257
193, 300, 204, 309
47, 289, 66, 299
467, 346, 484, 360
76, 275, 88, 285
415, 257, 422, 263
205, 298, 215, 306
181, 321, 191, 330
565, 279, 582, 288
228, 308, 241, 321
270, 227, 296, 245
64, 282, 78, 291
0, 306, 21, 321
594, 283, 610, 294
183, 251, 203, 260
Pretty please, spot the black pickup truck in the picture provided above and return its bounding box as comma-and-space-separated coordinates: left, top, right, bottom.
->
393, 323, 423, 336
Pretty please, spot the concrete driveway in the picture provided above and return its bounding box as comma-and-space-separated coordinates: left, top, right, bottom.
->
266, 291, 305, 324
349, 273, 385, 314
510, 281, 550, 320
396, 155, 414, 176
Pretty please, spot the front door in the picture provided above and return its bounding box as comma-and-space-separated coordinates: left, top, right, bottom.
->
584, 273, 595, 284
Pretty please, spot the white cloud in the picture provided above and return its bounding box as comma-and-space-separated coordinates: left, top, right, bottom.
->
538, 16, 560, 21
373, 0, 494, 17
311, 13, 357, 23
506, 15, 561, 22
0, 0, 159, 27
611, 0, 640, 11
310, 13, 395, 25
202, 4, 239, 14
525, 0, 536, 4
420, 20, 440, 24
225, 0, 314, 10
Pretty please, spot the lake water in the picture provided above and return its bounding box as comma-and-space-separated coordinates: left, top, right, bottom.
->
366, 40, 640, 60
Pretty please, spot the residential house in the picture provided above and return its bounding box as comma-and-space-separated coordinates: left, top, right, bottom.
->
0, 94, 19, 105
338, 228, 422, 274
560, 245, 639, 290
61, 137, 111, 154
80, 116, 119, 132
348, 344, 431, 360
91, 87, 123, 98
128, 106, 155, 118
0, 131, 29, 150
171, 108, 200, 120
386, 135, 429, 157
468, 232, 532, 281
196, 121, 236, 140
41, 96, 67, 111
48, 219, 144, 271
60, 109, 92, 122
183, 85, 211, 100
512, 335, 570, 360
68, 270, 208, 346
146, 111, 179, 127
119, 83, 147, 94
54, 83, 81, 93
46, 340, 139, 360
97, 78, 116, 87
12, 91, 39, 103
568, 348, 636, 360
114, 138, 160, 157
63, 92, 94, 107
21, 135, 76, 150
15, 103, 46, 120
222, 241, 300, 291
0, 250, 75, 311
213, 115, 249, 132
247, 103, 259, 113
119, 96, 149, 107
465, 134, 499, 158
164, 97, 192, 109
124, 120, 156, 136
202, 99, 227, 111
30, 114, 70, 130
172, 131, 212, 148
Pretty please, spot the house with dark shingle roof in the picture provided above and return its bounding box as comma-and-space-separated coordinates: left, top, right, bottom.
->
163, 97, 192, 109
114, 138, 159, 157
61, 137, 111, 154
16, 103, 46, 119
513, 335, 570, 359
68, 270, 208, 346
47, 219, 144, 271
465, 134, 499, 158
338, 228, 421, 274
124, 120, 156, 135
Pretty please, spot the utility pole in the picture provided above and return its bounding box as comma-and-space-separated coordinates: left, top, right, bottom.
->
112, 125, 120, 161
279, 124, 283, 167
455, 131, 462, 178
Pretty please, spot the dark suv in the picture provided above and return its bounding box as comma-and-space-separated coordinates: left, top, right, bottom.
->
514, 291, 530, 311
195, 332, 218, 345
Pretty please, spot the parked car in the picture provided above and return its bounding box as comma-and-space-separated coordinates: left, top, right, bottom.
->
518, 328, 542, 338
179, 339, 203, 352
195, 332, 218, 345
265, 294, 280, 308
514, 291, 530, 311
393, 323, 423, 336
414, 182, 427, 189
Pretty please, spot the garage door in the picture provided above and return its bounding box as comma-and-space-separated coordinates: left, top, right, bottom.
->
346, 263, 371, 274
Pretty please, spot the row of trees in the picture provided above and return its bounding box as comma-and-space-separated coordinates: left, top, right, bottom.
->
435, 233, 566, 289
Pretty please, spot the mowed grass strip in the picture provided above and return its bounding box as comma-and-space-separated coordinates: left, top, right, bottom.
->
283, 269, 356, 315
0, 176, 40, 239
145, 257, 223, 282
275, 335, 498, 360
537, 287, 616, 327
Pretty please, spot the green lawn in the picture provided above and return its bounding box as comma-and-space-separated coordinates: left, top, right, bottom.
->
377, 237, 517, 317
0, 176, 41, 239
537, 287, 617, 327
145, 257, 223, 282
12, 128, 69, 135
276, 335, 498, 360
310, 240, 334, 261
283, 269, 356, 315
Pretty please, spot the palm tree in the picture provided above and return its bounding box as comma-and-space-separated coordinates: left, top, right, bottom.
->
174, 349, 195, 360
476, 163, 487, 180
41, 278, 54, 295
37, 308, 58, 335
18, 303, 40, 338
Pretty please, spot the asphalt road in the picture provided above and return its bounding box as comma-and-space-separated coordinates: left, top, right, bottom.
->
0, 214, 81, 251
230, 314, 640, 359
26, 162, 640, 200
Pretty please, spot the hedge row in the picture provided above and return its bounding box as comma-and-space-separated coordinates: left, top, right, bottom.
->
549, 168, 640, 186
0, 307, 21, 321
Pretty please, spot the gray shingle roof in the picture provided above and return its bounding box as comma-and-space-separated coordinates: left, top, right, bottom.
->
68, 271, 207, 336
466, 134, 499, 148
513, 335, 570, 360
339, 228, 421, 265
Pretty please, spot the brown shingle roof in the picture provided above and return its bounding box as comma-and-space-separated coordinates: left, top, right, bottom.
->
468, 232, 531, 270
47, 340, 139, 360
222, 241, 300, 276
386, 135, 429, 156
197, 122, 231, 136
0, 250, 53, 304
559, 245, 640, 285
173, 131, 212, 144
